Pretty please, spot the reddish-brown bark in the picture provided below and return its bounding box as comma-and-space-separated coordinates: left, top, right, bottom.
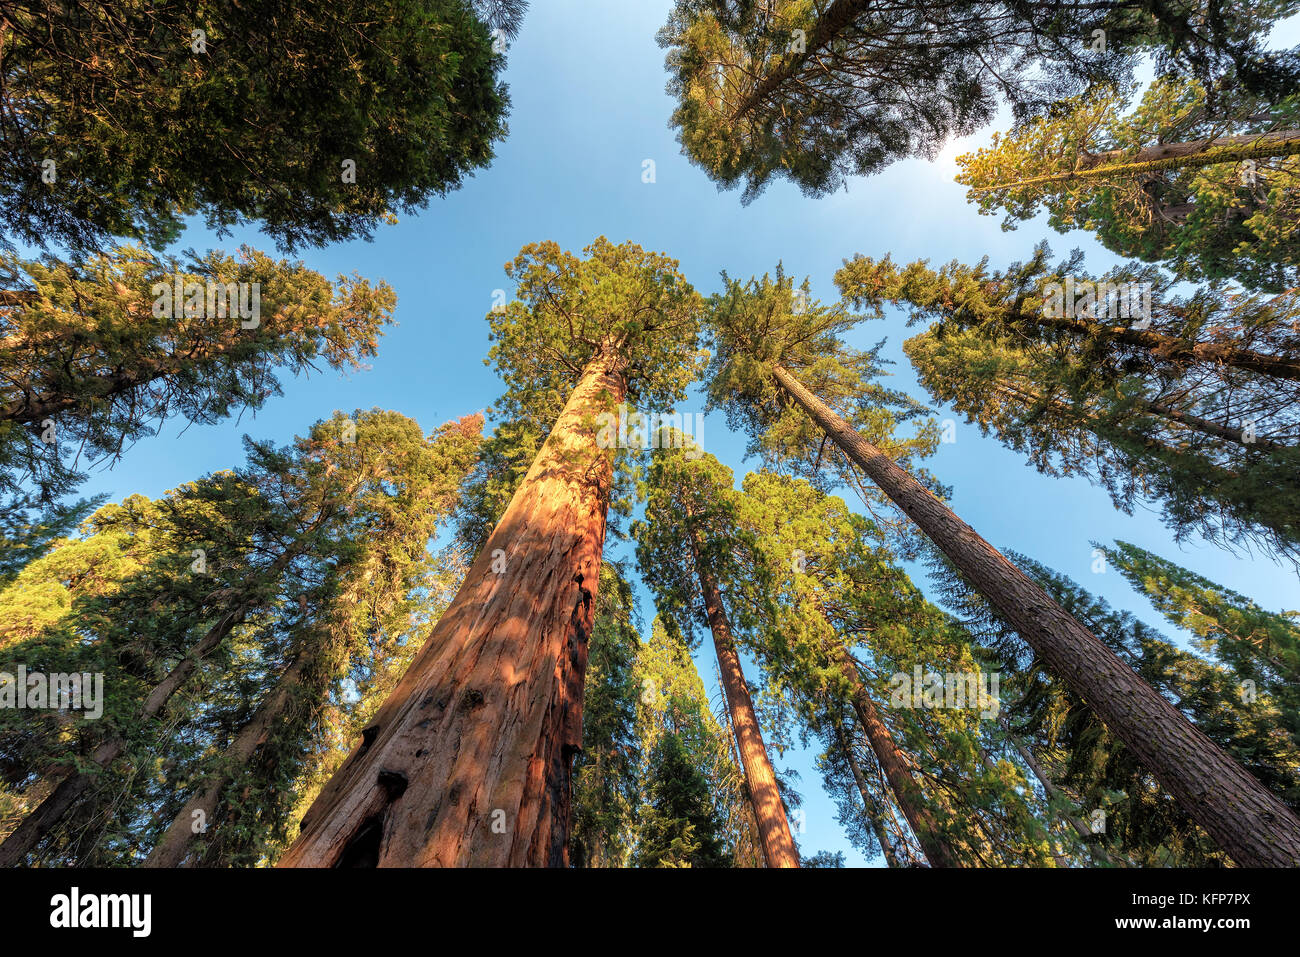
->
839, 658, 959, 868
771, 361, 1300, 867
279, 354, 626, 867
689, 527, 800, 868
832, 720, 903, 868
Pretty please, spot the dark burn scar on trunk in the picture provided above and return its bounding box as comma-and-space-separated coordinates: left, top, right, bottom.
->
333, 814, 384, 868
357, 724, 380, 754
570, 571, 593, 641
332, 770, 408, 868
378, 769, 408, 801
459, 688, 485, 711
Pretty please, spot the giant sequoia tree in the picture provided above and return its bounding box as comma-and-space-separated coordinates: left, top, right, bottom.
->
956, 77, 1300, 290
658, 0, 1290, 202
0, 243, 394, 501
0, 0, 509, 250
705, 267, 1300, 866
279, 238, 703, 867
837, 247, 1300, 561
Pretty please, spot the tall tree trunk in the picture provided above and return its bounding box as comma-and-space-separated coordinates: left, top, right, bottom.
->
688, 526, 799, 868
279, 354, 626, 867
716, 693, 768, 868
146, 652, 310, 867
832, 719, 902, 867
838, 657, 960, 868
972, 129, 1300, 192
770, 361, 1300, 866
0, 600, 254, 867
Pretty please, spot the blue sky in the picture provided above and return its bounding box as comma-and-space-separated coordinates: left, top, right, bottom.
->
59, 2, 1300, 865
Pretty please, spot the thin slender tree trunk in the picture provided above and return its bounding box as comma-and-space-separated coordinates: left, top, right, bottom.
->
0, 600, 254, 867
279, 353, 626, 867
1019, 312, 1300, 381
0, 512, 335, 867
1117, 394, 1282, 449
688, 527, 799, 868
1007, 374, 1287, 447
0, 493, 344, 867
716, 690, 767, 868
865, 753, 925, 866
731, 0, 869, 120
838, 657, 960, 867
973, 130, 1300, 191
996, 382, 1250, 478
996, 714, 1115, 867
833, 719, 902, 868
977, 746, 1072, 867
771, 361, 1300, 867
146, 652, 310, 867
